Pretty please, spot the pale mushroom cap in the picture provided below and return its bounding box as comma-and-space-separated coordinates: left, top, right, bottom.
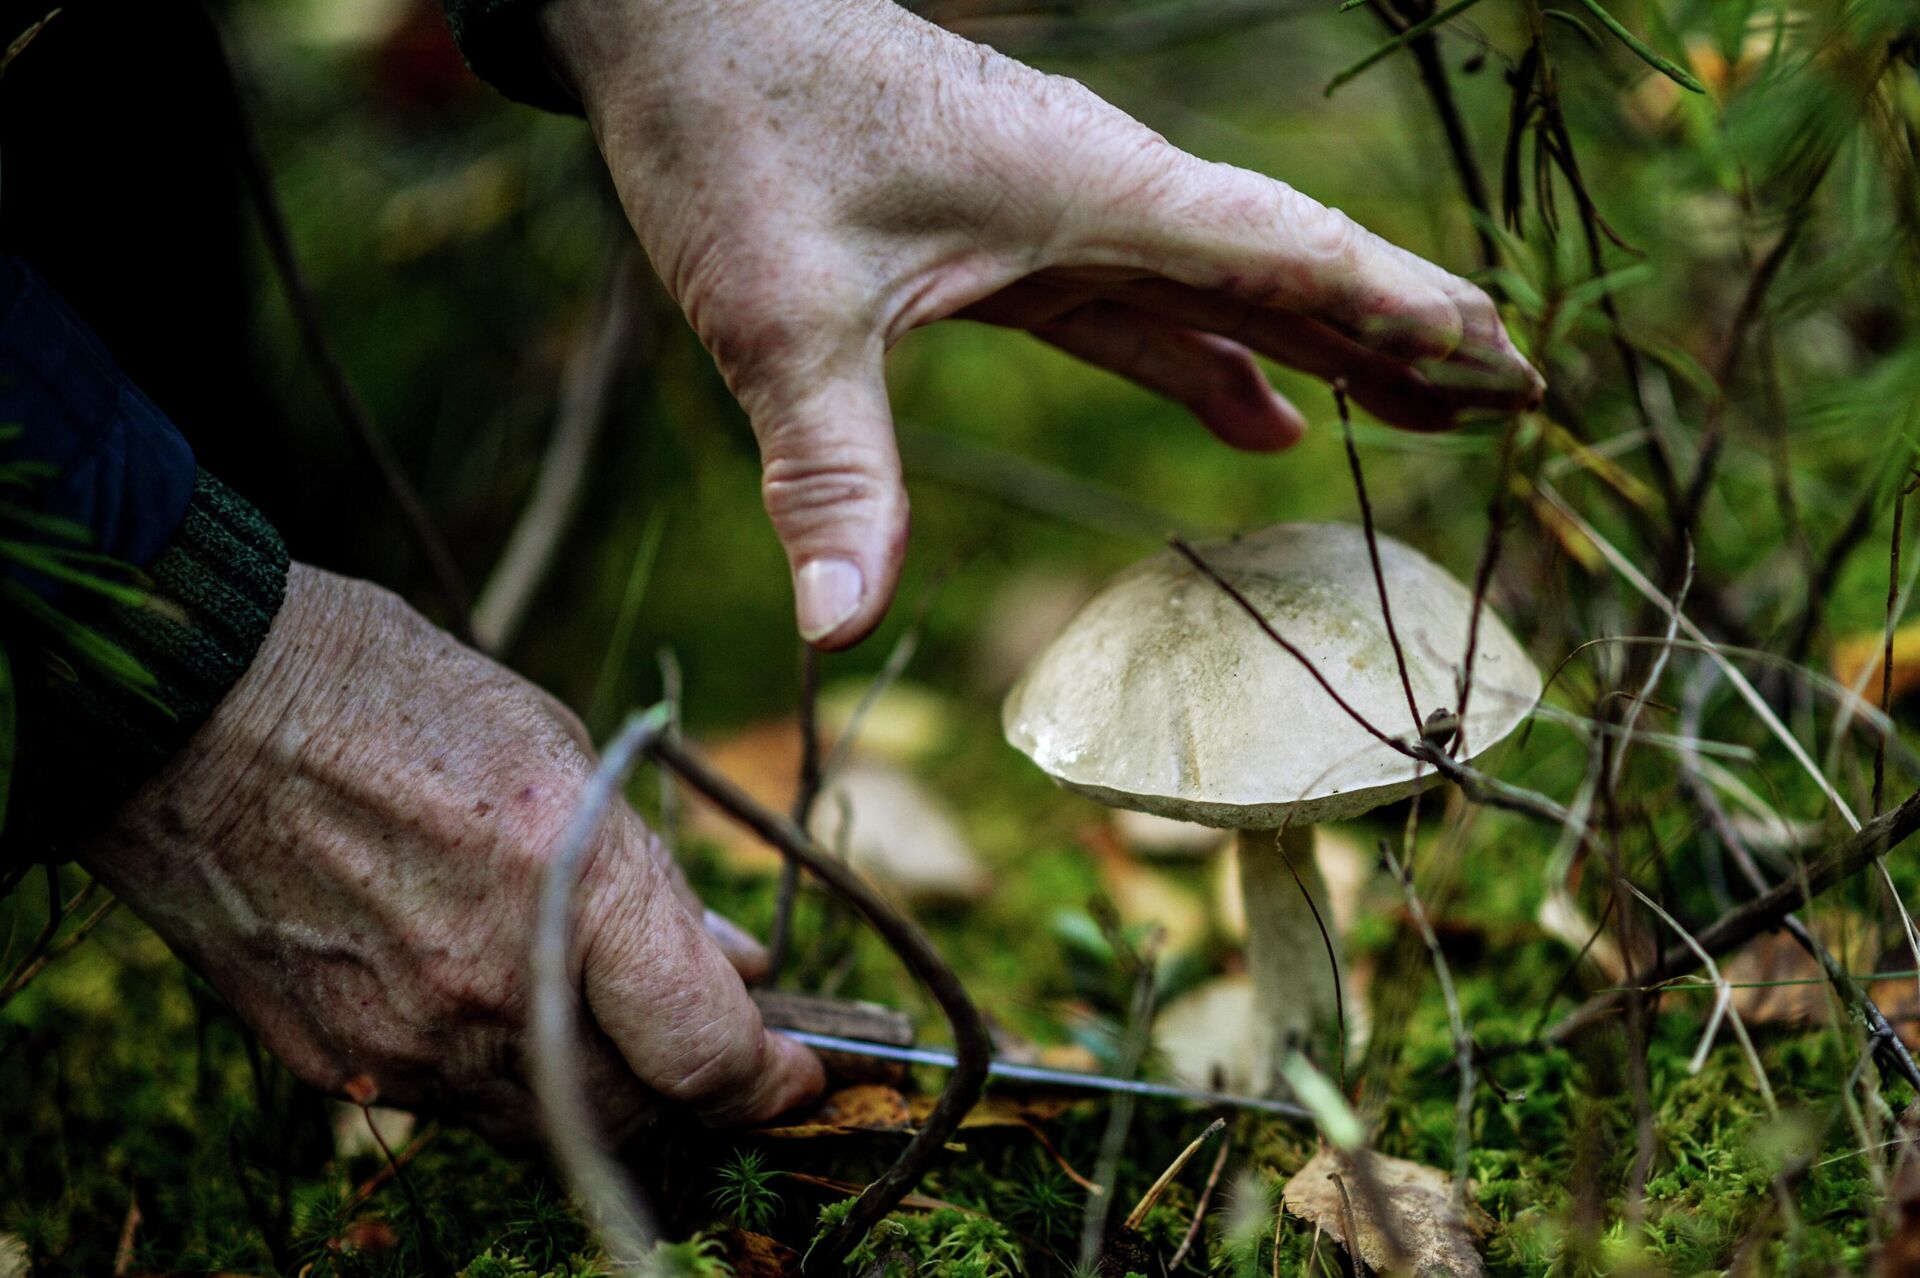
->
1002, 522, 1541, 826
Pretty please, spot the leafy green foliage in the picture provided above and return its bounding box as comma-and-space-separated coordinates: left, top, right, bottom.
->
709, 1148, 782, 1234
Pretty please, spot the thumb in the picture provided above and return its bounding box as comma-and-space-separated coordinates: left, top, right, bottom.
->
743, 350, 908, 650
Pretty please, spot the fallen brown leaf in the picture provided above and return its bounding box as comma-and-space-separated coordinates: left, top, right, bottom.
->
1113, 809, 1228, 859
720, 1229, 800, 1277
759, 1084, 914, 1138
687, 724, 989, 902
1283, 1149, 1491, 1278
905, 1094, 1095, 1190
1833, 622, 1920, 708
1078, 823, 1208, 954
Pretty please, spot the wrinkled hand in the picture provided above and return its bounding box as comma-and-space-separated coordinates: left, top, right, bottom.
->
79, 564, 823, 1138
541, 0, 1543, 648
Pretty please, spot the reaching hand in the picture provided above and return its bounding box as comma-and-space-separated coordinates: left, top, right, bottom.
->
540, 0, 1543, 649
80, 565, 824, 1138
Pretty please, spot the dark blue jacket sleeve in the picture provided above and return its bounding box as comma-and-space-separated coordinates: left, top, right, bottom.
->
0, 257, 198, 586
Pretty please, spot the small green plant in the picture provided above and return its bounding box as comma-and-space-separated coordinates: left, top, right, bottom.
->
1004, 1158, 1081, 1246
460, 1249, 538, 1278
708, 1147, 782, 1233
647, 1232, 731, 1278
926, 1214, 1024, 1278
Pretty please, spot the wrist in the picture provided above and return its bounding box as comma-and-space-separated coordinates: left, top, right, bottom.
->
11, 470, 290, 859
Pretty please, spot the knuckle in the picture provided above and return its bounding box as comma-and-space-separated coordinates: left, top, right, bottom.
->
759, 445, 903, 533
654, 1015, 768, 1108
1280, 188, 1363, 271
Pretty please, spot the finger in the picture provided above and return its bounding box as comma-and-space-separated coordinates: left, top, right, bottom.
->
580, 839, 824, 1124
632, 816, 771, 980
970, 291, 1306, 451
1086, 154, 1540, 397
737, 349, 907, 651
1092, 278, 1519, 431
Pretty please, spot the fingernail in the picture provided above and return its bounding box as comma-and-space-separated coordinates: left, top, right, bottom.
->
795, 557, 864, 642
704, 909, 768, 965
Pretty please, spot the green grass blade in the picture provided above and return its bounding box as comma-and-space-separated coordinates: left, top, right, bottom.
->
1573, 0, 1706, 92
1324, 0, 1488, 96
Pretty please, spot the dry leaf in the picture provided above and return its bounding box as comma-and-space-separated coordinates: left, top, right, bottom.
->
905, 1093, 1077, 1128
760, 1084, 914, 1138
1877, 1157, 1920, 1277
1079, 824, 1208, 953
687, 726, 988, 902
720, 1230, 800, 1277
1721, 933, 1833, 1028
904, 1093, 1095, 1189
329, 1102, 416, 1160
973, 567, 1097, 692
1113, 810, 1229, 859
1536, 890, 1627, 983
1283, 1149, 1491, 1278
0, 1234, 25, 1278
817, 678, 956, 765
1832, 623, 1920, 709
1154, 973, 1259, 1092
1722, 923, 1920, 1046
815, 760, 990, 903
1524, 489, 1605, 572
1214, 827, 1369, 939
1213, 843, 1246, 939
1314, 828, 1370, 936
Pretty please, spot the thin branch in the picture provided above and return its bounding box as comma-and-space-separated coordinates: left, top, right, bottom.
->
768, 644, 824, 980
472, 246, 644, 655
1168, 536, 1411, 755
1166, 1124, 1233, 1271
1338, 384, 1423, 734
1677, 670, 1920, 1090
648, 733, 992, 1274
1878, 473, 1920, 814
221, 30, 473, 639
1545, 789, 1920, 1046
527, 709, 669, 1266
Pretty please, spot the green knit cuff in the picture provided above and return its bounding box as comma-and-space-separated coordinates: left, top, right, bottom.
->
34, 469, 288, 842
444, 0, 582, 114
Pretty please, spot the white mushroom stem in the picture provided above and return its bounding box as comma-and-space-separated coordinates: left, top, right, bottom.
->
1237, 824, 1342, 1092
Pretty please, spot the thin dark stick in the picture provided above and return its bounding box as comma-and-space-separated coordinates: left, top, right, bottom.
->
1782, 477, 1884, 667
1169, 536, 1411, 755
1678, 198, 1821, 536
218, 22, 473, 639
1329, 1172, 1368, 1278
1077, 944, 1158, 1268
1337, 384, 1423, 734
1400, 9, 1499, 270
1544, 788, 1920, 1046
1453, 422, 1516, 760
359, 1103, 450, 1276
1876, 474, 1919, 816
648, 735, 992, 1274
767, 644, 823, 978
1276, 820, 1349, 1094
1677, 699, 1920, 1092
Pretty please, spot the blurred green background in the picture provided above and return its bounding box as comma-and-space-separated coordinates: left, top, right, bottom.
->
6, 0, 1920, 1272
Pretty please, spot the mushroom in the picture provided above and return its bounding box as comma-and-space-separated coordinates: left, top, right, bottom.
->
1003, 522, 1540, 1091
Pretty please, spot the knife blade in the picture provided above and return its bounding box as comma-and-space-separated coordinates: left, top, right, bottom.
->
779, 1029, 1312, 1119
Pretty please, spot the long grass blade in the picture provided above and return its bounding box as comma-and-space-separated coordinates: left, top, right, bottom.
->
1324, 0, 1488, 96
1571, 0, 1705, 92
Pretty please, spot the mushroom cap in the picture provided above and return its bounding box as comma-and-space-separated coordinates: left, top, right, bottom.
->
1002, 522, 1541, 826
